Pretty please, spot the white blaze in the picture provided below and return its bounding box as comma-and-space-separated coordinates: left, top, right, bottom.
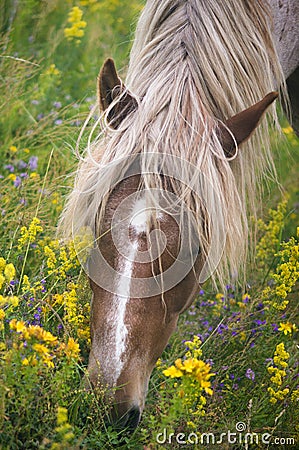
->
108, 195, 150, 385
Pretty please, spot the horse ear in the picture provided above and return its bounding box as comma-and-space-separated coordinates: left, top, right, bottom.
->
219, 92, 279, 157
98, 58, 137, 128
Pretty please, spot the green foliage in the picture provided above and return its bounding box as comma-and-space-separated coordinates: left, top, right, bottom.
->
0, 1, 298, 448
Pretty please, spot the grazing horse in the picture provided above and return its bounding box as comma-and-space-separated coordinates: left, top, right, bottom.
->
60, 0, 298, 431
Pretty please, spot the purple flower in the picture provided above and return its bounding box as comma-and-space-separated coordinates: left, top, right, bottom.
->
31, 100, 39, 105
54, 119, 63, 125
199, 289, 204, 295
14, 176, 21, 187
254, 319, 266, 326
4, 164, 14, 172
53, 101, 62, 108
18, 160, 27, 169
271, 323, 279, 332
28, 156, 38, 170
217, 324, 228, 334
71, 119, 82, 127
246, 368, 255, 380
37, 113, 44, 120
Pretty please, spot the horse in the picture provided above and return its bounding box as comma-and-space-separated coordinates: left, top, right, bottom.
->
59, 0, 299, 431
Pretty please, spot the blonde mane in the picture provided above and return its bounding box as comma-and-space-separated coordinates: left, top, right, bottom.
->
60, 0, 286, 288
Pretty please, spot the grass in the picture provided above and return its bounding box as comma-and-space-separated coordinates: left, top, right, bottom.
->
0, 1, 298, 449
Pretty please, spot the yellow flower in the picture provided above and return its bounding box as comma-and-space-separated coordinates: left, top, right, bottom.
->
21, 274, 31, 293
0, 257, 6, 271
33, 343, 50, 355
8, 173, 16, 181
4, 263, 16, 282
42, 330, 58, 345
64, 6, 87, 42
278, 322, 297, 335
10, 296, 19, 307
10, 319, 27, 333
18, 217, 43, 248
182, 358, 199, 373
45, 64, 60, 76
163, 365, 183, 378
57, 406, 68, 425
65, 337, 80, 359
0, 309, 5, 320
282, 126, 293, 135
0, 274, 5, 290
9, 145, 18, 153
201, 380, 213, 396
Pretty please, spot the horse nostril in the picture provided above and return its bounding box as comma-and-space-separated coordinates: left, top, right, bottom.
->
125, 406, 141, 431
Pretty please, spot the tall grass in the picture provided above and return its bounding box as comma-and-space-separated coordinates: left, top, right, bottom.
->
0, 1, 298, 449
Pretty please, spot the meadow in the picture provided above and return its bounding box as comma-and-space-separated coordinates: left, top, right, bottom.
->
0, 1, 298, 448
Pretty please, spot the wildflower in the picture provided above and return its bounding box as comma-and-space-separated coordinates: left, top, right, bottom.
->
242, 293, 250, 303
0, 257, 6, 271
256, 198, 288, 267
267, 343, 290, 404
262, 230, 299, 309
163, 365, 183, 378
8, 173, 16, 182
245, 368, 255, 380
28, 156, 38, 170
0, 308, 5, 320
13, 176, 22, 187
21, 274, 31, 293
278, 322, 297, 335
4, 263, 16, 282
45, 64, 60, 76
18, 217, 43, 249
64, 337, 80, 359
282, 126, 293, 134
32, 343, 50, 356
9, 145, 17, 153
64, 6, 87, 43
44, 245, 57, 271
5, 164, 15, 172
10, 296, 19, 307
57, 406, 68, 426
10, 319, 27, 333
0, 274, 5, 290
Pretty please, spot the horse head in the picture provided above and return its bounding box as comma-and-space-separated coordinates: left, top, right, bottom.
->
85, 59, 278, 431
